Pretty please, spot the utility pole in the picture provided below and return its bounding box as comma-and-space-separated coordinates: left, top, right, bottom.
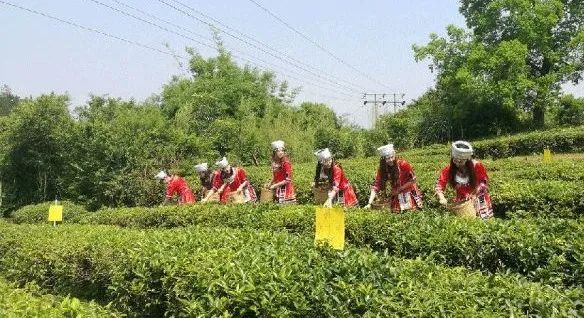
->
362, 93, 406, 128
390, 93, 406, 113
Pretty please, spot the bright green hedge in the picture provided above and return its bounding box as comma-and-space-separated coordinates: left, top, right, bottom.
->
9, 201, 88, 224
0, 277, 118, 318
0, 223, 581, 317
472, 126, 584, 159
15, 204, 584, 288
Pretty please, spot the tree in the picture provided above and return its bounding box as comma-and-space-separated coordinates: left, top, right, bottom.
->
161, 47, 354, 164
71, 96, 202, 209
0, 94, 78, 210
162, 47, 284, 134
556, 94, 584, 125
0, 85, 20, 116
415, 0, 584, 128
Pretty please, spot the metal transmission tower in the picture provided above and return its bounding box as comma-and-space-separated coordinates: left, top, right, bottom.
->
362, 93, 406, 127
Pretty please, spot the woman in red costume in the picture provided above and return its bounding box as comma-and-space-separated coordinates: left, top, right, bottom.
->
268, 140, 297, 204
435, 141, 493, 219
364, 143, 423, 212
313, 148, 358, 208
202, 157, 257, 204
155, 170, 195, 205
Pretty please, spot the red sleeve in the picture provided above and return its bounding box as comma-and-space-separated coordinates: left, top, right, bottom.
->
435, 166, 450, 193
372, 169, 382, 192
400, 160, 412, 173
212, 172, 223, 190
238, 168, 248, 181
332, 165, 342, 190
400, 160, 415, 180
474, 161, 489, 184
283, 160, 292, 181
165, 179, 177, 198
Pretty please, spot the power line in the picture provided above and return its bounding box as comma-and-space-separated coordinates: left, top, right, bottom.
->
0, 0, 181, 59
246, 0, 393, 91
362, 93, 405, 127
165, 0, 369, 93
109, 0, 213, 43
86, 0, 216, 49
237, 55, 353, 99
0, 0, 353, 101
156, 0, 365, 94
84, 0, 353, 98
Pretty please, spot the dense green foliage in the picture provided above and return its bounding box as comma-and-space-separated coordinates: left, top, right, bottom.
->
10, 201, 87, 224
0, 50, 365, 213
8, 135, 584, 218
414, 0, 584, 131
10, 204, 584, 287
471, 126, 584, 158
0, 94, 78, 212
160, 48, 363, 165
557, 94, 584, 126
1, 1, 582, 316
0, 85, 19, 117
0, 276, 118, 318
371, 0, 584, 148
0, 223, 581, 317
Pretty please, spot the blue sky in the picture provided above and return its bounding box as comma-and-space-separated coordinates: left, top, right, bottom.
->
1, 0, 582, 127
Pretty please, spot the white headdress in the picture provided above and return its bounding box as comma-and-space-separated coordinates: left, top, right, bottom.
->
451, 140, 473, 160
154, 170, 168, 180
194, 163, 208, 173
271, 140, 285, 151
314, 148, 332, 163
215, 157, 229, 169
377, 144, 395, 158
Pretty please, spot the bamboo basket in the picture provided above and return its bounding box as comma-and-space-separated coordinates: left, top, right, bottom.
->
448, 199, 477, 218
202, 189, 220, 203
260, 187, 274, 203
201, 190, 221, 203
228, 191, 246, 204
312, 186, 329, 205
207, 192, 220, 203
371, 201, 391, 211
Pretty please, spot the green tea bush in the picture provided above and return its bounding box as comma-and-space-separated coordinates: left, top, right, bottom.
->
9, 201, 88, 224
18, 205, 584, 288
0, 223, 581, 317
472, 126, 584, 159
0, 277, 119, 317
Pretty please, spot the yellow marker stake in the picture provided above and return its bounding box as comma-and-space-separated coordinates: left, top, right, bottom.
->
48, 203, 63, 227
315, 207, 345, 250
543, 148, 552, 163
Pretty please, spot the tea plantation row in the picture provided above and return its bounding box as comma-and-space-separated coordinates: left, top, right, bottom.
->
0, 223, 581, 317
10, 203, 584, 288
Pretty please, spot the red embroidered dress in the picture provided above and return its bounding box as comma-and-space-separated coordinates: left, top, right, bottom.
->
271, 158, 296, 203
212, 167, 257, 204
165, 176, 195, 204
435, 160, 493, 219
372, 159, 423, 212
316, 163, 358, 207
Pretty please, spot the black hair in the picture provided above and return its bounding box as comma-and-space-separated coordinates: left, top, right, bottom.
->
314, 159, 340, 185
378, 157, 399, 190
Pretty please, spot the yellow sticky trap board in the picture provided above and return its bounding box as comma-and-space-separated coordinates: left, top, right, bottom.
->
315, 207, 345, 250
543, 148, 552, 162
48, 205, 63, 222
